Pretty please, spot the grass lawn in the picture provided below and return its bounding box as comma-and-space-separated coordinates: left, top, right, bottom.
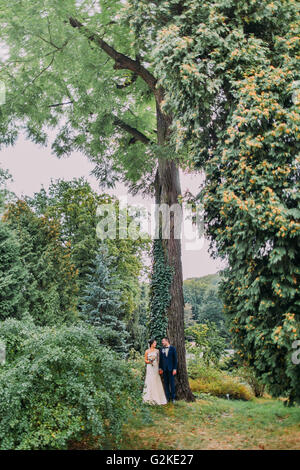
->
118, 396, 300, 450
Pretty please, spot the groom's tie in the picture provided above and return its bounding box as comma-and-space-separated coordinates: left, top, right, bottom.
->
163, 346, 170, 357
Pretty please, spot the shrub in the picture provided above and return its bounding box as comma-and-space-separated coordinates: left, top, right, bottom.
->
0, 317, 142, 450
189, 376, 253, 401
234, 366, 266, 398
189, 375, 253, 401
187, 359, 253, 400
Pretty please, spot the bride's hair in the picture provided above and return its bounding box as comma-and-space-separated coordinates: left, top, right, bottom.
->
148, 338, 156, 347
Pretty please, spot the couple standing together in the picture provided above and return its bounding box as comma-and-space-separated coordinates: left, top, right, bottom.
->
143, 337, 178, 405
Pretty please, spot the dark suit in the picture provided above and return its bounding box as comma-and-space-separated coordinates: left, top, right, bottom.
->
159, 345, 177, 401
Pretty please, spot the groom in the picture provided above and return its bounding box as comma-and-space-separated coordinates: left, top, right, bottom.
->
159, 337, 178, 403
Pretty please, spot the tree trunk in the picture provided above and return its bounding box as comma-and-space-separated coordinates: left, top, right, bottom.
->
154, 98, 195, 402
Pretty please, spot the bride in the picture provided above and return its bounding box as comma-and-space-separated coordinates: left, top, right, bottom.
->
142, 339, 167, 405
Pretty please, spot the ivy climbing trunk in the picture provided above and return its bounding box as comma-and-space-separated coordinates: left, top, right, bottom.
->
153, 96, 194, 402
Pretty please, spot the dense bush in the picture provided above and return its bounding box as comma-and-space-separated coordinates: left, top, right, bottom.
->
0, 317, 142, 450
188, 359, 253, 401
220, 354, 266, 398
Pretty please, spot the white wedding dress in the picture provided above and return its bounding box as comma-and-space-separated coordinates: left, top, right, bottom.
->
142, 349, 167, 405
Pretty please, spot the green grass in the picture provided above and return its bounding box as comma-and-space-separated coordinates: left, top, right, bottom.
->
116, 396, 300, 450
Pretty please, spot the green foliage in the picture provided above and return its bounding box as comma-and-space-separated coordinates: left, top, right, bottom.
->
26, 178, 111, 294
0, 221, 28, 320
220, 351, 242, 372
184, 274, 230, 340
106, 234, 150, 322
26, 178, 150, 320
80, 246, 129, 356
184, 303, 194, 328
0, 0, 157, 190
149, 239, 173, 344
131, 0, 300, 402
0, 316, 142, 450
127, 283, 150, 353
127, 348, 146, 382
3, 200, 78, 325
233, 366, 266, 398
187, 360, 253, 401
186, 322, 227, 366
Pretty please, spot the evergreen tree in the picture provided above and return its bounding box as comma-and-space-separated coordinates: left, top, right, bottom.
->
3, 201, 78, 326
80, 246, 129, 356
0, 221, 28, 320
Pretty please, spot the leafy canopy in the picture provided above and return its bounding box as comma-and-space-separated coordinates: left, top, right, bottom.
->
0, 0, 157, 190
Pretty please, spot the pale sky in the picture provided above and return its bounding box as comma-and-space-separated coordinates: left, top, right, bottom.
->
0, 134, 227, 280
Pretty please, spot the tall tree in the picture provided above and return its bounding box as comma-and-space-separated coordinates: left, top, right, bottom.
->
0, 220, 28, 321
3, 201, 78, 326
0, 168, 28, 320
0, 1, 192, 398
148, 0, 300, 402
81, 246, 129, 356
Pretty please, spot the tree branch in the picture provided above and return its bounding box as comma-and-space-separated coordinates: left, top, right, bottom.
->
30, 54, 55, 86
48, 101, 74, 108
47, 99, 150, 144
47, 94, 150, 145
113, 117, 151, 145
68, 17, 157, 93
36, 33, 69, 51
